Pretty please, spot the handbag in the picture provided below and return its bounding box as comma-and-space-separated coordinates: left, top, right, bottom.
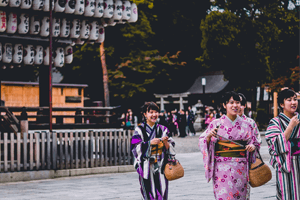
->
249, 150, 272, 187
164, 155, 184, 181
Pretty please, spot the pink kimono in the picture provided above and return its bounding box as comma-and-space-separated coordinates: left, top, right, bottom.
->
199, 115, 260, 200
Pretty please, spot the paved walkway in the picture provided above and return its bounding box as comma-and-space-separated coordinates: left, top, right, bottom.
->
0, 134, 276, 200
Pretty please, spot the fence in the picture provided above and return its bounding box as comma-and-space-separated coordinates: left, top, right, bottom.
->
0, 129, 133, 173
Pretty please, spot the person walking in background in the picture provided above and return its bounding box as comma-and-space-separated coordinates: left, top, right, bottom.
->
178, 109, 187, 137
158, 110, 167, 127
167, 111, 177, 137
125, 109, 135, 130
238, 93, 262, 144
204, 112, 215, 127
199, 91, 260, 200
131, 102, 175, 200
188, 106, 196, 136
265, 89, 300, 200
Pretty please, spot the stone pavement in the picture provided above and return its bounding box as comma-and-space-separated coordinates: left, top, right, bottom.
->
0, 133, 276, 200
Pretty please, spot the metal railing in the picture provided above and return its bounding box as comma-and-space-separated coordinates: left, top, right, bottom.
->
0, 129, 133, 172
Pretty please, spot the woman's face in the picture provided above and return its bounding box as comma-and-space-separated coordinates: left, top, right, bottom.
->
281, 95, 298, 114
223, 97, 240, 117
238, 105, 245, 116
144, 109, 159, 124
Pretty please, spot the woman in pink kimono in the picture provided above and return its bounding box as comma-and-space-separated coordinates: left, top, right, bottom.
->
199, 91, 260, 200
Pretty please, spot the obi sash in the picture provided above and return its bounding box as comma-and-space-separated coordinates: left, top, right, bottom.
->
290, 138, 300, 156
150, 142, 164, 163
215, 140, 247, 158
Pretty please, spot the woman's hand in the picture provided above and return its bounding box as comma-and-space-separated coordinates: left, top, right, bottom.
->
288, 115, 300, 129
150, 138, 161, 145
161, 136, 170, 149
245, 144, 256, 152
284, 115, 300, 140
206, 128, 218, 144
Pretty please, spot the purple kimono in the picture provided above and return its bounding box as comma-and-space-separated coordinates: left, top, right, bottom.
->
131, 123, 175, 200
199, 115, 260, 200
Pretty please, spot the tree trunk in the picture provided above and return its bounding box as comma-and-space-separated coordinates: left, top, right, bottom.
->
100, 42, 110, 123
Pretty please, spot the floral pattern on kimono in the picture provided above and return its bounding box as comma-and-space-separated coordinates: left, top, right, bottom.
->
199, 115, 260, 200
241, 114, 262, 144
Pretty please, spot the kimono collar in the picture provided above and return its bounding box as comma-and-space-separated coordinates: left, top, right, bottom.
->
225, 115, 241, 126
241, 114, 247, 120
147, 123, 156, 130
279, 112, 299, 121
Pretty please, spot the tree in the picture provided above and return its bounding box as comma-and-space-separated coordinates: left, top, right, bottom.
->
198, 0, 299, 112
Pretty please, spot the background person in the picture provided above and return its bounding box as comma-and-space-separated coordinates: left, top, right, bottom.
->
265, 89, 300, 200
131, 102, 175, 200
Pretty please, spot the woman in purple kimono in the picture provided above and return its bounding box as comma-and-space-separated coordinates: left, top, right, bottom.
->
131, 102, 175, 200
199, 91, 260, 200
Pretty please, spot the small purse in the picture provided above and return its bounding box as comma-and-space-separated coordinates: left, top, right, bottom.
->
164, 155, 184, 181
249, 150, 272, 187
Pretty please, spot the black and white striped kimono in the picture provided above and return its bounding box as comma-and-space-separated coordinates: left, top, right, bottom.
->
131, 122, 175, 200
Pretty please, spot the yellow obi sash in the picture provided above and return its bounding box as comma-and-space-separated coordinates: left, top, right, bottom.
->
150, 142, 164, 163
215, 140, 247, 157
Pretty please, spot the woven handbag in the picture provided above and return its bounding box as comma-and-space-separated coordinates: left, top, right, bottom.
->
249, 150, 272, 187
164, 158, 184, 181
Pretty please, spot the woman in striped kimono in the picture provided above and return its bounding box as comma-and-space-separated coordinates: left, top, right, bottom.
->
199, 91, 260, 200
131, 102, 175, 200
265, 89, 300, 200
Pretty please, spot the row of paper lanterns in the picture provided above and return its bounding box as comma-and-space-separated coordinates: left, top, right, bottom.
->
0, 12, 107, 42
0, 0, 138, 23
0, 43, 74, 67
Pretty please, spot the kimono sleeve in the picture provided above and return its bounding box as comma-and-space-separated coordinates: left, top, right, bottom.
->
244, 121, 260, 163
131, 126, 151, 178
265, 117, 291, 172
198, 119, 219, 182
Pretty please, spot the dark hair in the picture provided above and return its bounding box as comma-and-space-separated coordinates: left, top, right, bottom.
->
278, 89, 297, 110
222, 91, 240, 105
238, 93, 247, 106
141, 101, 159, 114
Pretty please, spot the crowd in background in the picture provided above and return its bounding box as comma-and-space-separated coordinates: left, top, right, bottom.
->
118, 106, 197, 138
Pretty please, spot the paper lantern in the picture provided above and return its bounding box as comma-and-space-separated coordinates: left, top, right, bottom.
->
54, 0, 66, 12
70, 18, 80, 38
112, 0, 122, 20
89, 21, 99, 40
94, 0, 103, 18
103, 0, 113, 18
0, 0, 8, 7
84, 0, 95, 16
35, 45, 43, 65
9, 0, 21, 7
52, 18, 60, 37
95, 25, 104, 43
23, 44, 35, 65
40, 16, 49, 37
74, 0, 84, 15
12, 44, 23, 64
60, 18, 70, 37
18, 13, 29, 34
0, 11, 6, 32
121, 0, 131, 21
6, 12, 17, 34
21, 0, 32, 9
43, 0, 54, 11
128, 3, 137, 23
30, 15, 40, 35
3, 43, 12, 63
54, 47, 64, 67
32, 0, 44, 10
80, 19, 90, 39
64, 45, 73, 64
65, 0, 75, 13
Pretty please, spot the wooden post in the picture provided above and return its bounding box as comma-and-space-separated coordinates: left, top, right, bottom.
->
100, 42, 110, 123
274, 92, 278, 117
10, 132, 14, 172
4, 133, 7, 172
23, 132, 28, 170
